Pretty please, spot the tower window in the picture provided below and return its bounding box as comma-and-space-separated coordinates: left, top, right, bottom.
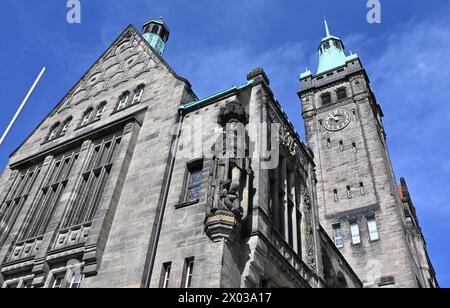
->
347, 186, 352, 199
352, 142, 357, 154
367, 218, 380, 241
151, 25, 159, 34
339, 140, 344, 151
327, 138, 332, 149
360, 182, 366, 195
334, 189, 339, 202
350, 222, 361, 245
337, 88, 347, 100
323, 41, 331, 50
333, 224, 344, 248
321, 92, 332, 105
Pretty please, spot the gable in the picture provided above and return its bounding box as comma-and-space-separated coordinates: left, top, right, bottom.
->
9, 24, 194, 161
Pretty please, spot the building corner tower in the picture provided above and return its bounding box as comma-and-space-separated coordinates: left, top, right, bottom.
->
298, 20, 438, 288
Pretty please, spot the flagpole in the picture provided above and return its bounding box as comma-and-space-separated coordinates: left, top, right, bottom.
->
0, 67, 46, 147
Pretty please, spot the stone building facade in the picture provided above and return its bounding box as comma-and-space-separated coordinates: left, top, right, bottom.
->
0, 19, 435, 288
298, 21, 439, 288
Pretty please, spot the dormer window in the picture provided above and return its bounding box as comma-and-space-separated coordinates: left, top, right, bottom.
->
337, 88, 347, 100
117, 92, 130, 111
321, 92, 332, 105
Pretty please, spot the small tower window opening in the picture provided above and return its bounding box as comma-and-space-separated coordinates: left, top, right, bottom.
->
151, 25, 160, 34
352, 142, 357, 154
339, 140, 344, 151
333, 224, 344, 248
327, 138, 332, 149
323, 41, 331, 50
321, 92, 332, 105
334, 189, 339, 202
360, 182, 366, 196
350, 222, 361, 245
347, 186, 352, 199
337, 88, 347, 100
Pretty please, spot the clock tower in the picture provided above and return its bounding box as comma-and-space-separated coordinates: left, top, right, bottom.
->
298, 20, 432, 288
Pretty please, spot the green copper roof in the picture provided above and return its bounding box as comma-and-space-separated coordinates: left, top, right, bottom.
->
317, 19, 355, 74
179, 80, 255, 111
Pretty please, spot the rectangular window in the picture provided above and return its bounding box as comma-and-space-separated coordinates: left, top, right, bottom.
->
69, 272, 84, 289
339, 140, 344, 151
184, 161, 203, 202
350, 222, 361, 245
367, 218, 380, 241
360, 182, 366, 196
334, 189, 339, 202
327, 138, 332, 149
184, 258, 195, 288
132, 88, 144, 104
352, 142, 357, 154
95, 104, 106, 120
347, 186, 352, 199
81, 111, 92, 126
52, 274, 65, 289
161, 262, 172, 288
337, 88, 347, 100
333, 224, 344, 248
117, 95, 129, 110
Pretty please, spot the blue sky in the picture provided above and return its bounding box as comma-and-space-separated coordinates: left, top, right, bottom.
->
0, 0, 449, 287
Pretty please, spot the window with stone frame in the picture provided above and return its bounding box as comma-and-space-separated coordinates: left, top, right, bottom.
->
116, 92, 130, 111
18, 151, 78, 241
350, 221, 361, 245
61, 117, 73, 136
333, 224, 344, 248
94, 101, 107, 121
336, 87, 348, 100
321, 92, 332, 105
182, 258, 195, 288
80, 107, 94, 127
48, 122, 61, 141
182, 159, 204, 203
0, 166, 41, 245
131, 85, 145, 105
367, 217, 380, 241
47, 264, 84, 289
2, 275, 34, 289
60, 134, 122, 229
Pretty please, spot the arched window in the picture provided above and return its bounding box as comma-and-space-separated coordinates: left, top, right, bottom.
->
48, 122, 61, 141
151, 25, 159, 34
61, 117, 73, 135
80, 107, 94, 127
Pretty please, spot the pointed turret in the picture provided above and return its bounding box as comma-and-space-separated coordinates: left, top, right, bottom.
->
316, 19, 355, 74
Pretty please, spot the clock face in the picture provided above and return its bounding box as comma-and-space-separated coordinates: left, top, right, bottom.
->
324, 110, 351, 131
